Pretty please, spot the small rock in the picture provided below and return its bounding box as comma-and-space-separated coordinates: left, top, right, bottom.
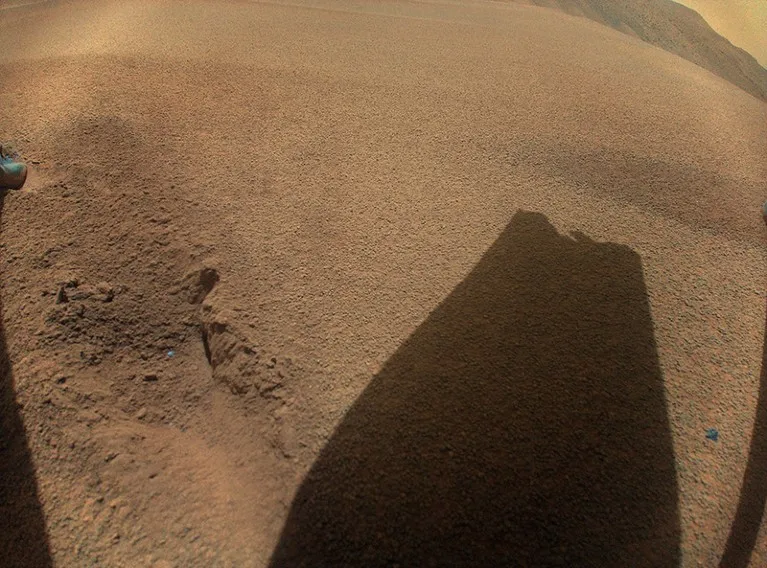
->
97, 281, 115, 302
182, 265, 220, 304
55, 287, 68, 304
143, 374, 159, 382
135, 407, 148, 420
76, 409, 102, 424
116, 506, 133, 521
68, 289, 94, 301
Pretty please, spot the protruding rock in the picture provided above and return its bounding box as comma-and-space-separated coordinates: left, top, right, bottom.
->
181, 263, 220, 304
55, 286, 68, 304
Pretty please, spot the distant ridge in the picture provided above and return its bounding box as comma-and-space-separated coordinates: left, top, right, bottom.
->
675, 0, 767, 68
518, 0, 767, 100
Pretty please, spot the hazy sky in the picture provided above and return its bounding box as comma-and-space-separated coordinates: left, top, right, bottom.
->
675, 0, 767, 66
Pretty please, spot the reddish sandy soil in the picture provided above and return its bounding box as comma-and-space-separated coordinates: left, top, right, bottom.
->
0, 0, 766, 566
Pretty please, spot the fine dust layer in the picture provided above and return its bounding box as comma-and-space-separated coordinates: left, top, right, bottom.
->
0, 1, 765, 566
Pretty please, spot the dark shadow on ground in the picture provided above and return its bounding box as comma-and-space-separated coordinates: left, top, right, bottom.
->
720, 306, 767, 568
498, 143, 764, 249
269, 210, 681, 567
0, 191, 53, 567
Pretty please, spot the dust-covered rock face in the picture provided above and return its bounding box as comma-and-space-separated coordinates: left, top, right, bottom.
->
200, 304, 292, 401
178, 265, 220, 305
169, 262, 295, 401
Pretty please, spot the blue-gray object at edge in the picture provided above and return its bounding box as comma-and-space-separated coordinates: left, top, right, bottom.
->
0, 149, 28, 190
